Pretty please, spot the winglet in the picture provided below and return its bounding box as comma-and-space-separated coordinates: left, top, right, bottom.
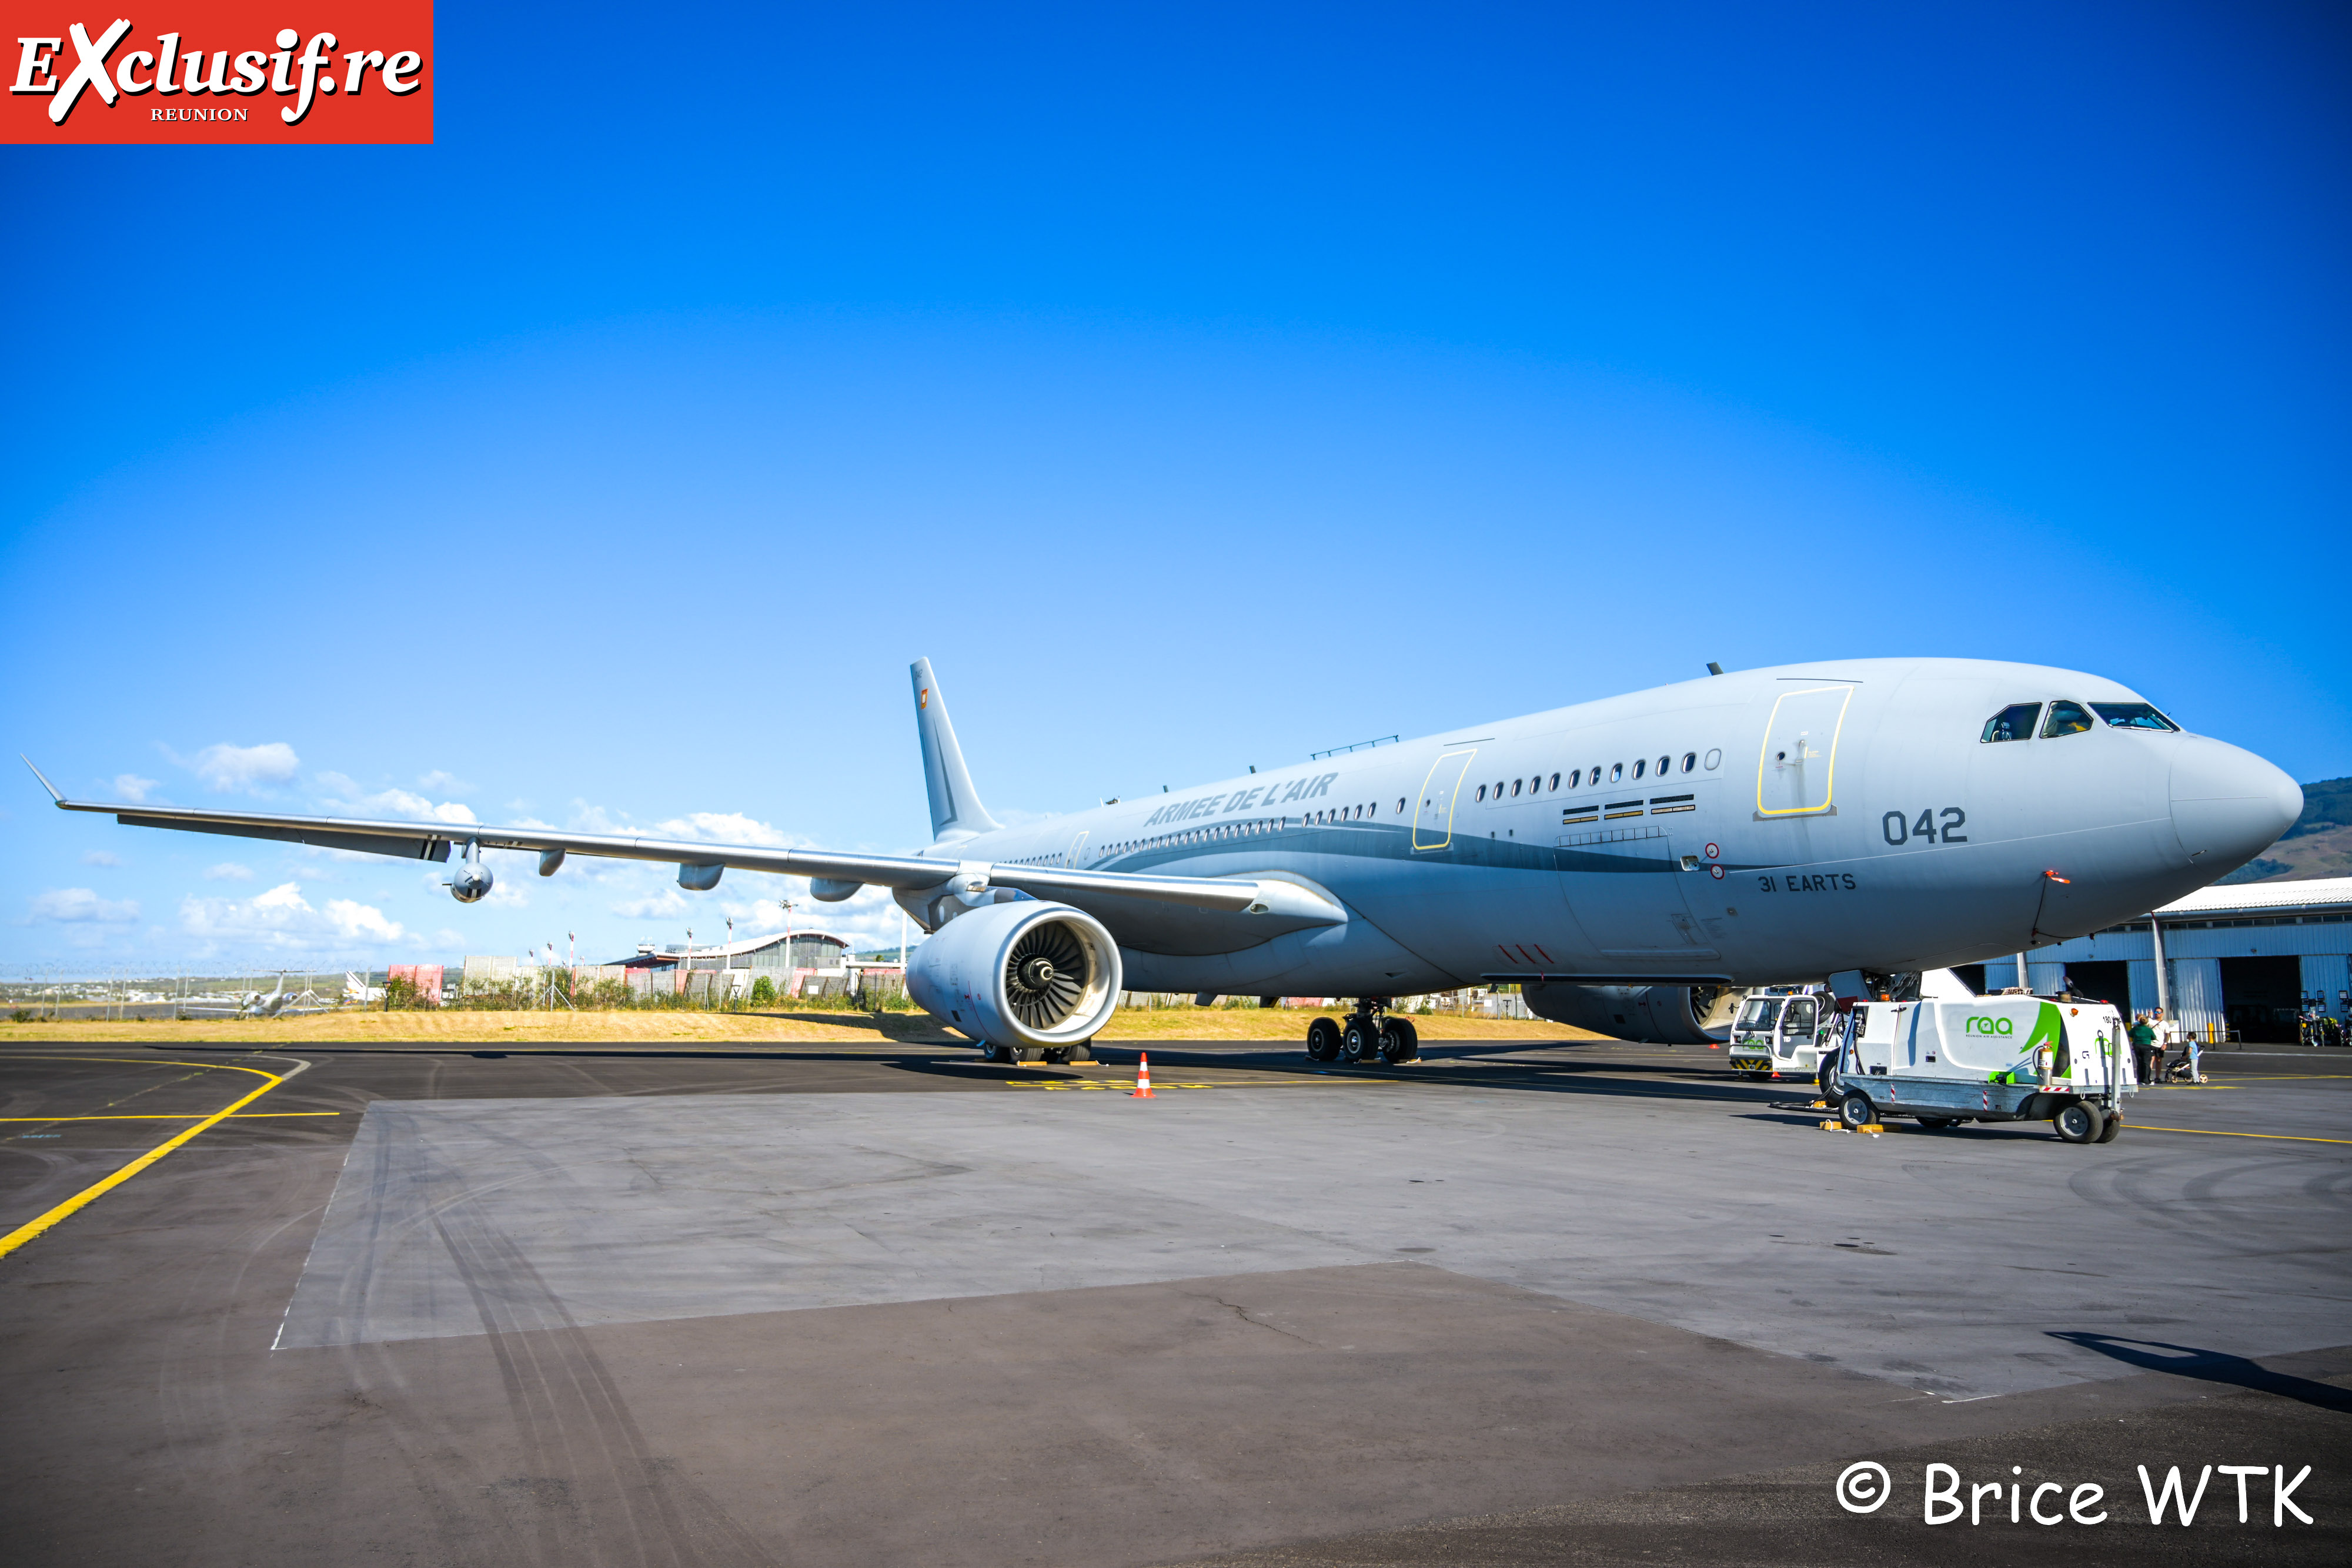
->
21, 755, 64, 804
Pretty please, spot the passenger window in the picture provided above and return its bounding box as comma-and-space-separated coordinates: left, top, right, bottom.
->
1569, 769, 1581, 788
1681, 752, 1696, 773
1657, 755, 1669, 775
1397, 797, 1406, 813
1980, 703, 2041, 743
2042, 700, 2094, 738
1511, 779, 1522, 797
1549, 773, 1561, 791
2092, 702, 2179, 732
1611, 763, 1623, 782
1633, 759, 1646, 780
1475, 785, 1486, 801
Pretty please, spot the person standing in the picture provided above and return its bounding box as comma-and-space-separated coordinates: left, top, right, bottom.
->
2129, 1013, 2159, 1085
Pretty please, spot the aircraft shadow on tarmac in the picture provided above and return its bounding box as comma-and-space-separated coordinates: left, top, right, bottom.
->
2050, 1331, 2352, 1413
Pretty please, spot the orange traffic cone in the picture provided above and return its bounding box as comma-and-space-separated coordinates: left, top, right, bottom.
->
1131, 1052, 1155, 1098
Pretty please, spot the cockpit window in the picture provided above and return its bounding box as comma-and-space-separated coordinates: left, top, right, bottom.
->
1735, 997, 1783, 1031
2042, 700, 2094, 738
1980, 703, 2040, 743
2092, 702, 2179, 733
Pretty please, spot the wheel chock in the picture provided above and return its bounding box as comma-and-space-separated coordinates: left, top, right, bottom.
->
1819, 1119, 1845, 1132
1857, 1124, 1885, 1135
1809, 1099, 1829, 1110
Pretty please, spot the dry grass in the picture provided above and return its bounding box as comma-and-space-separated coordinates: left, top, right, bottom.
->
0, 1008, 1588, 1048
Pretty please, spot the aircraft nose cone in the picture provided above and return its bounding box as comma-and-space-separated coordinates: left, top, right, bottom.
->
2170, 736, 2301, 872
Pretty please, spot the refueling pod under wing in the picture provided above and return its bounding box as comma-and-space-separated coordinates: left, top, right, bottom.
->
1522, 981, 1738, 1046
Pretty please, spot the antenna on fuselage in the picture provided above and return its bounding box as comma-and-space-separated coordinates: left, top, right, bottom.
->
1706, 662, 1725, 676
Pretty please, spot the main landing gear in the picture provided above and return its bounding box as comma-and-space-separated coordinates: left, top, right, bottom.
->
980, 1041, 1094, 1065
1304, 1000, 1420, 1066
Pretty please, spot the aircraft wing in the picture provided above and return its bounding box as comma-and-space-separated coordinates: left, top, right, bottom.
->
25, 764, 1328, 922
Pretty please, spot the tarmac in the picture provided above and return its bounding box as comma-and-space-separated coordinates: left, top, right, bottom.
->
1, 1034, 2346, 1566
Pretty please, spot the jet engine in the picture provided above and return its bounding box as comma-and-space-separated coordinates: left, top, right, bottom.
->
904, 901, 1121, 1054
1522, 981, 1736, 1046
448, 864, 493, 904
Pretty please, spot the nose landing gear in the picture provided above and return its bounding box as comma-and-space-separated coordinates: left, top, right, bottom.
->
1305, 1001, 1420, 1065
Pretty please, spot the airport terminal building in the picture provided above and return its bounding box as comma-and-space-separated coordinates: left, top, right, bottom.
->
1962, 876, 2352, 1041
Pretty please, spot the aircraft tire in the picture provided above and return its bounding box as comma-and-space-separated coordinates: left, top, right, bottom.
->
1018, 1045, 1047, 1064
1377, 1023, 1408, 1065
1341, 1019, 1373, 1064
1306, 1017, 1341, 1062
980, 1042, 1009, 1063
2054, 1101, 2104, 1144
1043, 1048, 1069, 1065
1390, 1017, 1420, 1062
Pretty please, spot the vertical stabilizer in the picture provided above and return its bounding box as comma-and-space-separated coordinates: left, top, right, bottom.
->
910, 658, 1001, 842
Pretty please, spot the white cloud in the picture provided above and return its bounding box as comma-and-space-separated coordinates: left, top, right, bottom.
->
29, 887, 141, 924
613, 888, 690, 920
325, 898, 405, 942
81, 850, 121, 867
318, 772, 479, 825
179, 881, 406, 953
113, 773, 159, 803
417, 770, 472, 793
186, 741, 300, 794
650, 810, 797, 848
205, 862, 255, 881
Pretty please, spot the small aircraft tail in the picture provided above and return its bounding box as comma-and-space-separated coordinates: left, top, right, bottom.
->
910, 657, 1001, 844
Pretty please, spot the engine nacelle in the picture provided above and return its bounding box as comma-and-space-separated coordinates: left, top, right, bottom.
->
449, 864, 494, 904
904, 900, 1122, 1051
1523, 981, 1736, 1045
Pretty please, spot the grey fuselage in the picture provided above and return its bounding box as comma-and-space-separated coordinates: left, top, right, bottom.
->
920, 658, 2300, 998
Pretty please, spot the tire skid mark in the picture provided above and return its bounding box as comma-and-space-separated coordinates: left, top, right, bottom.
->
427, 1156, 776, 1568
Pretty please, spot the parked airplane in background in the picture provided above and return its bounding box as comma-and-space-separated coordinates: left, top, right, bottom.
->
178, 973, 332, 1019
28, 657, 2298, 1064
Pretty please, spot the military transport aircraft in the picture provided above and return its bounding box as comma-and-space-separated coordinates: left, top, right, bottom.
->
25, 657, 2298, 1065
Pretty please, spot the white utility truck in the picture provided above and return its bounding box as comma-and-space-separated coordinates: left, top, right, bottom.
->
1727, 988, 1839, 1079
1831, 990, 2133, 1144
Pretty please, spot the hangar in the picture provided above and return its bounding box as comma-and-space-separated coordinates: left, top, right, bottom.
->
1962, 876, 2351, 1042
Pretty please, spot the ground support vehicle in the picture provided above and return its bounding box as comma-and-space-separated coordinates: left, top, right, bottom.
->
1726, 989, 1836, 1079
1830, 992, 2132, 1144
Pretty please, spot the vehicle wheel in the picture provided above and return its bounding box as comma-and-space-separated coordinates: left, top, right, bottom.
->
1378, 1023, 1409, 1065
2094, 1109, 2123, 1143
1391, 1016, 1421, 1062
1838, 1089, 1875, 1129
1018, 1045, 1047, 1064
1816, 1060, 1840, 1098
1306, 1017, 1341, 1062
1916, 1116, 1956, 1129
1342, 1019, 1373, 1064
2054, 1101, 2104, 1144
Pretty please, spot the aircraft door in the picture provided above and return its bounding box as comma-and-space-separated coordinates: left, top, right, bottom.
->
1414, 748, 1477, 851
1065, 831, 1088, 867
1756, 684, 1857, 818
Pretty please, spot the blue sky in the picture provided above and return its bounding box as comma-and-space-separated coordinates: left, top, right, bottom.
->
4, 1, 2347, 973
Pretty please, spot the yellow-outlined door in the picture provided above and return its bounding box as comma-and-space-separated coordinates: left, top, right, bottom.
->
1414, 749, 1478, 851
1755, 684, 1856, 818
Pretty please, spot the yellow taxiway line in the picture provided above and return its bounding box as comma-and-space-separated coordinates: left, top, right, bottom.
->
0, 1112, 339, 1121
2130, 1124, 2352, 1147
0, 1056, 299, 1259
